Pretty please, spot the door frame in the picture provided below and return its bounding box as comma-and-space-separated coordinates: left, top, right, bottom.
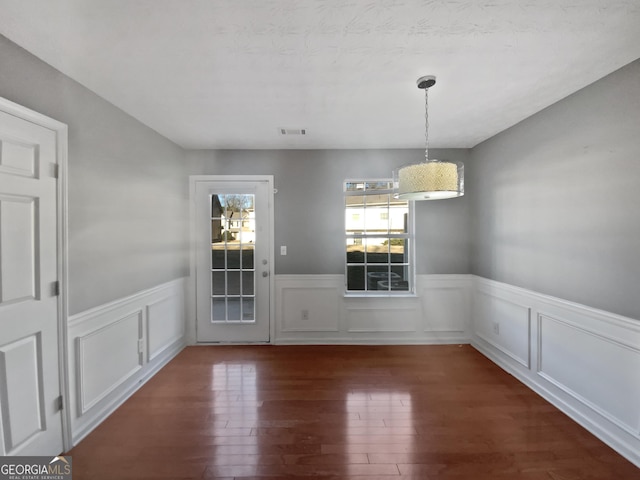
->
188, 175, 275, 344
0, 97, 71, 452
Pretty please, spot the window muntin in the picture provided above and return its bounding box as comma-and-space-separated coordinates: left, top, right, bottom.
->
345, 179, 414, 294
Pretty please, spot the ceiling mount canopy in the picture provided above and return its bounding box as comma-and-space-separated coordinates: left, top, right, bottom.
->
393, 76, 464, 201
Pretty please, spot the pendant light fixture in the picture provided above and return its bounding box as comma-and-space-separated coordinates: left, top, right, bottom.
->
394, 76, 464, 200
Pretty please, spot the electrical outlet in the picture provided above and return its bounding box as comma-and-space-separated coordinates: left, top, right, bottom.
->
492, 322, 500, 335
280, 245, 287, 255
301, 309, 309, 320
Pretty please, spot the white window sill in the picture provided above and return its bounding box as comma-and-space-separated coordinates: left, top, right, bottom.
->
344, 292, 417, 298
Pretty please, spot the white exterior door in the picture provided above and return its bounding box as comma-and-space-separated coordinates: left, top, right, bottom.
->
194, 177, 273, 343
0, 104, 64, 455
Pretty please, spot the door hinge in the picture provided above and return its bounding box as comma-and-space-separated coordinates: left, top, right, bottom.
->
51, 281, 60, 297
138, 339, 145, 355
55, 395, 64, 411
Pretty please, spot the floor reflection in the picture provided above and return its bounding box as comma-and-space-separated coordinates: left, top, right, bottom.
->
346, 390, 413, 475
210, 361, 261, 476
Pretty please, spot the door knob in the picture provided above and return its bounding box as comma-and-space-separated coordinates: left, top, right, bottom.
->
262, 271, 269, 277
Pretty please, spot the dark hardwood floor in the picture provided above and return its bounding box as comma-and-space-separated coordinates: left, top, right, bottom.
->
67, 345, 639, 479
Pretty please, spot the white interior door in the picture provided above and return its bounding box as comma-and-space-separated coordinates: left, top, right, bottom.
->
194, 177, 273, 343
0, 106, 64, 455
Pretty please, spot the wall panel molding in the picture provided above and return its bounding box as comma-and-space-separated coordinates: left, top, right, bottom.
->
147, 293, 185, 362
474, 288, 531, 368
537, 312, 640, 439
68, 278, 186, 446
471, 276, 640, 468
274, 274, 472, 344
76, 311, 143, 415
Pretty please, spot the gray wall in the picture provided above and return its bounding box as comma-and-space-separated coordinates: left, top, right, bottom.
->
0, 35, 189, 315
469, 59, 640, 320
187, 148, 470, 276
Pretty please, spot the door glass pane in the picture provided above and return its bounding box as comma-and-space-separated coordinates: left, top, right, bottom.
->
226, 271, 240, 295
242, 271, 254, 295
212, 298, 226, 321
226, 298, 241, 321
212, 272, 226, 295
226, 248, 240, 269
210, 193, 256, 323
243, 298, 255, 321
242, 244, 254, 269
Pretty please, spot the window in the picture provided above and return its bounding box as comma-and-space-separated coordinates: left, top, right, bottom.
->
345, 180, 414, 294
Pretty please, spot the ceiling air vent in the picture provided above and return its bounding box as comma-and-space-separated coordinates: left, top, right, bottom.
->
279, 127, 306, 136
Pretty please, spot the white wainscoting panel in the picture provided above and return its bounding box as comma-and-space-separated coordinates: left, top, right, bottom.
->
279, 276, 341, 332
419, 276, 470, 335
147, 293, 185, 362
538, 313, 640, 438
471, 276, 640, 468
67, 278, 186, 446
76, 311, 143, 414
275, 274, 471, 344
474, 285, 531, 368
346, 300, 419, 333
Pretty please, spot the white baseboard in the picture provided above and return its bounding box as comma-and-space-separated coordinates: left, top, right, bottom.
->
67, 278, 187, 446
471, 276, 640, 468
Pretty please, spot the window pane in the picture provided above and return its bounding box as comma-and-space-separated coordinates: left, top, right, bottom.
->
211, 195, 224, 217
243, 298, 255, 321
390, 239, 408, 263
345, 181, 365, 192
389, 202, 409, 234
226, 298, 241, 321
238, 216, 255, 244
366, 207, 389, 234
345, 195, 365, 233
226, 271, 240, 295
212, 272, 226, 295
212, 246, 225, 269
212, 298, 226, 322
347, 265, 365, 291
242, 244, 254, 269
365, 181, 392, 191
346, 241, 364, 264
367, 266, 402, 291
242, 271, 254, 295
226, 246, 241, 268
365, 237, 389, 264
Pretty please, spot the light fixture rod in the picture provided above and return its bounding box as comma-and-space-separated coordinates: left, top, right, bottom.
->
416, 75, 436, 162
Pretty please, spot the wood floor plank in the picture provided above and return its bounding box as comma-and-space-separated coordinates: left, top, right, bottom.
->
66, 345, 639, 479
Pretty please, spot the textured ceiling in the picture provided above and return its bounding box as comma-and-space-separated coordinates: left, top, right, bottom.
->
1, 0, 639, 149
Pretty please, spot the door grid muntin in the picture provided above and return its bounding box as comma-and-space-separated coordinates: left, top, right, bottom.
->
210, 193, 256, 323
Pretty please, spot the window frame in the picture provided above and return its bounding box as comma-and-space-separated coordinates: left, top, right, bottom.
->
344, 179, 416, 296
